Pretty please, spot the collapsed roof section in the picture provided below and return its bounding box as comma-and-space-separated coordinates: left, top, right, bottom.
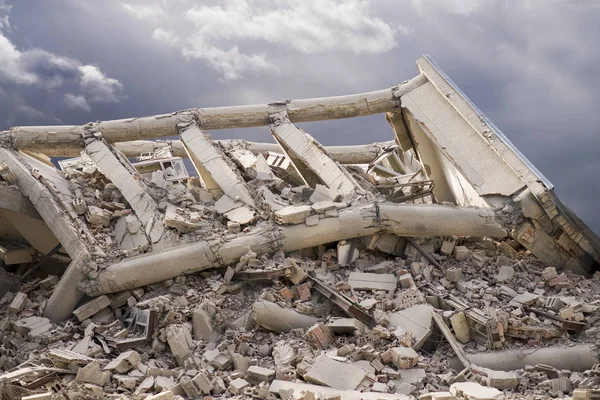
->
0, 55, 598, 323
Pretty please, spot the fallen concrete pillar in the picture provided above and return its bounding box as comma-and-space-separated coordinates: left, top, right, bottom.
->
85, 137, 163, 244
179, 122, 255, 206
83, 202, 506, 296
36, 138, 395, 165
270, 110, 359, 196
252, 300, 319, 333
0, 148, 90, 322
7, 75, 427, 150
448, 344, 598, 372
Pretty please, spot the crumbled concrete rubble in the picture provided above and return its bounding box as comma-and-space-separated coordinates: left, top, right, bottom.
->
2, 55, 600, 399
2, 235, 600, 399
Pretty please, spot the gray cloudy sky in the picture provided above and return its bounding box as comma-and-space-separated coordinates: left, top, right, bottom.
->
1, 0, 599, 234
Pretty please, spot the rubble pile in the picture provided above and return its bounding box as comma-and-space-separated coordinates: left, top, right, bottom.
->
1, 55, 600, 399
2, 236, 600, 399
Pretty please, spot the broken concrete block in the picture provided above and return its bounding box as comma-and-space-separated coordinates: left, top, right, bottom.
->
495, 266, 514, 283
145, 391, 174, 400
8, 292, 27, 314
76, 361, 111, 386
72, 295, 111, 322
192, 371, 213, 395
0, 246, 33, 265
337, 240, 359, 266
388, 346, 419, 369
309, 184, 340, 203
450, 312, 470, 344
229, 378, 250, 395
87, 205, 112, 227
13, 316, 52, 339
104, 350, 140, 373
166, 324, 195, 367
305, 355, 367, 390
306, 323, 333, 349
485, 370, 518, 390
275, 205, 313, 225
40, 275, 59, 289
388, 304, 433, 350
542, 267, 558, 282
348, 272, 397, 291
398, 273, 416, 289
450, 382, 503, 400
163, 203, 198, 233
454, 246, 469, 261
445, 267, 462, 283
327, 318, 365, 335
247, 365, 276, 385
192, 308, 214, 342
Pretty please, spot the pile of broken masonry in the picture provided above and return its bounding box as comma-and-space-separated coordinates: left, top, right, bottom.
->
1, 55, 600, 400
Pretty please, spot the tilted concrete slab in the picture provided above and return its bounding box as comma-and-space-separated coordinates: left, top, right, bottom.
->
0, 185, 40, 220
179, 122, 255, 207
270, 110, 359, 196
0, 148, 90, 321
85, 138, 163, 244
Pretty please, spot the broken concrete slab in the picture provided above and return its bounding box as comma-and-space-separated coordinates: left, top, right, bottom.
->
388, 304, 434, 350
72, 295, 111, 322
449, 382, 504, 400
304, 355, 367, 390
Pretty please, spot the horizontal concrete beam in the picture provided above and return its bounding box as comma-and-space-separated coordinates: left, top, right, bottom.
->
21, 139, 395, 165
82, 202, 506, 296
6, 75, 427, 151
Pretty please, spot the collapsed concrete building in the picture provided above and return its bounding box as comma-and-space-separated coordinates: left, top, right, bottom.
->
0, 55, 599, 399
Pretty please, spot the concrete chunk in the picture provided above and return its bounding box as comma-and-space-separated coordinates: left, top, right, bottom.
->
104, 350, 140, 373
247, 365, 276, 385
389, 346, 419, 369
327, 318, 365, 335
348, 272, 397, 291
166, 324, 195, 367
192, 308, 214, 342
229, 378, 250, 395
305, 355, 367, 390
450, 382, 504, 400
275, 205, 313, 225
76, 361, 111, 386
388, 304, 433, 350
450, 312, 470, 344
8, 292, 27, 314
72, 295, 111, 321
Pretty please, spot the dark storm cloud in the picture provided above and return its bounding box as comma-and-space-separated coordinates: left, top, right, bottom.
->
0, 0, 598, 234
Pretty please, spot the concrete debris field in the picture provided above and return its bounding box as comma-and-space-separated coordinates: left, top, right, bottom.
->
0, 55, 599, 400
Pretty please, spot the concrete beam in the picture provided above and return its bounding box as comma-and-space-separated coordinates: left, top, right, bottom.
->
85, 138, 164, 244
0, 148, 90, 321
6, 75, 427, 150
82, 202, 506, 296
179, 122, 255, 207
29, 138, 396, 166
269, 111, 360, 196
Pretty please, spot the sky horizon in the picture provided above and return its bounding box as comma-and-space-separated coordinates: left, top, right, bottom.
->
1, 0, 599, 234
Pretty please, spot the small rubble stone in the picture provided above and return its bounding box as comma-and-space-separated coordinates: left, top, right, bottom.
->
388, 347, 419, 369
76, 361, 111, 386
8, 292, 27, 314
72, 295, 111, 321
454, 246, 469, 261
228, 378, 250, 395
104, 350, 140, 373
192, 308, 214, 342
